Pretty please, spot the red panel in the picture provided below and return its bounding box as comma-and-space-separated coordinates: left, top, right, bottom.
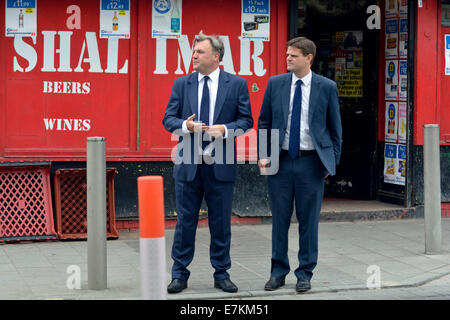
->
414, 0, 439, 145
139, 0, 288, 161
0, 0, 288, 161
437, 7, 450, 145
1, 0, 138, 158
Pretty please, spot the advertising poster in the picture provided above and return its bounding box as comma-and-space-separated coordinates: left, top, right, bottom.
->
399, 0, 408, 16
335, 31, 363, 97
446, 35, 450, 75
5, 0, 37, 37
385, 19, 398, 59
385, 0, 398, 18
399, 60, 408, 100
384, 143, 397, 184
399, 18, 408, 58
152, 0, 182, 38
385, 60, 398, 100
241, 0, 270, 41
398, 102, 407, 144
100, 0, 130, 39
395, 144, 406, 186
385, 102, 398, 143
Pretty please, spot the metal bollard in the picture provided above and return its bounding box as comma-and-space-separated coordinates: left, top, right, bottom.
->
423, 125, 442, 254
87, 137, 107, 290
138, 176, 167, 300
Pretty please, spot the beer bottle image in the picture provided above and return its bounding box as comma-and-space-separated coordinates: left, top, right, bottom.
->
18, 9, 24, 28
171, 0, 180, 33
112, 11, 119, 31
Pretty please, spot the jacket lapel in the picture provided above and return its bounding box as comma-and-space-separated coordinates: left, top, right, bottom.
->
213, 69, 230, 124
281, 73, 292, 128
187, 72, 199, 118
308, 72, 321, 126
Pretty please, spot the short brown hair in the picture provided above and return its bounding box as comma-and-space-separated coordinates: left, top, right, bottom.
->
287, 37, 316, 65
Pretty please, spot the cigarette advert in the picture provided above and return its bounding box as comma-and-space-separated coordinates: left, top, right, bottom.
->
241, 0, 270, 41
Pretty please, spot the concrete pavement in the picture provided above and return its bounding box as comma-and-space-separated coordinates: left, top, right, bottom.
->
0, 218, 449, 300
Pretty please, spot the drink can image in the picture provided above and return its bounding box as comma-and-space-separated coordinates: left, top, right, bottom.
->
254, 15, 269, 23
244, 22, 258, 31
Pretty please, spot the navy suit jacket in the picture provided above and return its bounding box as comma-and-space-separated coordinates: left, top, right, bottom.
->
163, 69, 253, 182
257, 72, 342, 175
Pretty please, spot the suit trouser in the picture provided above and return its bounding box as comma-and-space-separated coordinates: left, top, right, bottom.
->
171, 163, 234, 281
267, 151, 326, 280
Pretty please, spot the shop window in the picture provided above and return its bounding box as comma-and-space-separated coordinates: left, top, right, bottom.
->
443, 0, 450, 27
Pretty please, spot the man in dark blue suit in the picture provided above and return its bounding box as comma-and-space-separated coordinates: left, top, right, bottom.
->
257, 37, 342, 293
162, 32, 253, 294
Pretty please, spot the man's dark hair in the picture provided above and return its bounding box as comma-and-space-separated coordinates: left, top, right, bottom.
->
287, 37, 316, 65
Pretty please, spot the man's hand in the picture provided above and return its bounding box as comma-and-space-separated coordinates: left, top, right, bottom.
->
258, 158, 270, 168
186, 114, 207, 132
205, 125, 226, 139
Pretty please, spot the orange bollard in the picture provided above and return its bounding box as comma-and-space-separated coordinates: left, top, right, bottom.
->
138, 176, 166, 300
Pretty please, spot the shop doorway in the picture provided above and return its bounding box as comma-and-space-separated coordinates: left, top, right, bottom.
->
291, 0, 379, 199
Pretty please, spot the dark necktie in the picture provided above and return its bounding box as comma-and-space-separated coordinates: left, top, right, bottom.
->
288, 79, 303, 159
200, 76, 210, 125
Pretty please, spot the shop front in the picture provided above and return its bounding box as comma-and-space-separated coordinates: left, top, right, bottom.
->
0, 0, 448, 224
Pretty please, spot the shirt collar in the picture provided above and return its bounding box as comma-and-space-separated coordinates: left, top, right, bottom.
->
292, 70, 312, 86
198, 67, 220, 83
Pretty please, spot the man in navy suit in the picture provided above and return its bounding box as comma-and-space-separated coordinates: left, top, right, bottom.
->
162, 32, 253, 294
257, 37, 342, 293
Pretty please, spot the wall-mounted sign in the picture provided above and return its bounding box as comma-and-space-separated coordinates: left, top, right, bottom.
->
100, 0, 130, 39
152, 0, 182, 39
5, 0, 37, 37
241, 0, 270, 41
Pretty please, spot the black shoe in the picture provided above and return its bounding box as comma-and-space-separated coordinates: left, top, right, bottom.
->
214, 279, 238, 293
167, 279, 187, 294
264, 277, 285, 291
296, 278, 311, 293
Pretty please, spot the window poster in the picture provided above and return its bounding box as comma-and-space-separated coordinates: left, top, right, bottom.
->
399, 0, 408, 16
385, 19, 398, 59
384, 143, 397, 184
385, 60, 398, 100
399, 60, 408, 100
399, 18, 408, 58
446, 34, 450, 75
241, 0, 270, 41
100, 0, 130, 39
385, 0, 398, 18
152, 0, 182, 38
395, 144, 406, 186
385, 102, 398, 143
5, 0, 37, 37
398, 102, 407, 144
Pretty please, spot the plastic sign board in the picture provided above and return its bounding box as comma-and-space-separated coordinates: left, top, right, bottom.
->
241, 0, 270, 41
5, 0, 37, 37
100, 0, 130, 39
152, 0, 182, 39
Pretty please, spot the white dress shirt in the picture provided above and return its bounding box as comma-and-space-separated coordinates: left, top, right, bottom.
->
182, 67, 227, 138
282, 70, 315, 151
